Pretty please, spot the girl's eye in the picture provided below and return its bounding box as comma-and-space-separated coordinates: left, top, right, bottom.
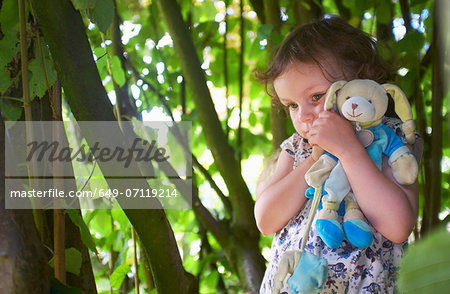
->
312, 93, 324, 102
288, 103, 298, 110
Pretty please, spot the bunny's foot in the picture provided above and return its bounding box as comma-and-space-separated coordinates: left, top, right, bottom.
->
343, 200, 373, 248
316, 201, 343, 249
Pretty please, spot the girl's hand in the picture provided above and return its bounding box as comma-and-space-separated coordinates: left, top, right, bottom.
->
307, 110, 361, 158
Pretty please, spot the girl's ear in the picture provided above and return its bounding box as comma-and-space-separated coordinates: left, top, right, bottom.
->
382, 83, 416, 143
324, 80, 347, 111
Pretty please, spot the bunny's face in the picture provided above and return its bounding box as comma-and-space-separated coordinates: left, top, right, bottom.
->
323, 79, 415, 141
334, 80, 388, 124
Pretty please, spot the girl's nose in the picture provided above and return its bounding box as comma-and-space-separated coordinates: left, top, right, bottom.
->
298, 105, 315, 122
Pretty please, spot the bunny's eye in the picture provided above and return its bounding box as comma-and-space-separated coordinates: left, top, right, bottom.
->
368, 100, 373, 104
346, 97, 351, 100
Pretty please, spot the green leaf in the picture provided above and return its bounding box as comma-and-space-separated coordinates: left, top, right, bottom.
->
376, 0, 392, 24
93, 47, 108, 80
110, 263, 131, 289
0, 0, 19, 35
192, 0, 217, 23
67, 209, 98, 254
87, 209, 112, 237
249, 112, 257, 127
65, 248, 83, 275
92, 0, 114, 33
48, 247, 83, 276
395, 31, 426, 54
0, 69, 12, 96
28, 50, 58, 99
270, 33, 285, 46
0, 0, 20, 80
50, 277, 84, 294
110, 55, 126, 87
343, 0, 371, 16
93, 47, 107, 61
257, 24, 274, 40
398, 227, 450, 293
111, 209, 130, 232
200, 270, 218, 292
71, 0, 96, 10
0, 98, 22, 121
410, 0, 429, 6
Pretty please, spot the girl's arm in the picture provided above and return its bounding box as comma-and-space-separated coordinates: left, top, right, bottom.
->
340, 146, 418, 243
254, 151, 316, 235
308, 111, 418, 243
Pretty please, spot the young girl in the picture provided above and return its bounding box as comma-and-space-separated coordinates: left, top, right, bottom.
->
255, 17, 421, 293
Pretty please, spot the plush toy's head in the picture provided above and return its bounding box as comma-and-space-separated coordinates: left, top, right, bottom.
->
323, 79, 416, 143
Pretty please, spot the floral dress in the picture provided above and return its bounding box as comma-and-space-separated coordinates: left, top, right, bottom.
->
259, 118, 422, 294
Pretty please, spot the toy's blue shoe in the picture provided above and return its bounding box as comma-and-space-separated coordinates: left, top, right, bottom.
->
343, 219, 373, 249
343, 199, 373, 248
316, 200, 344, 249
316, 218, 344, 249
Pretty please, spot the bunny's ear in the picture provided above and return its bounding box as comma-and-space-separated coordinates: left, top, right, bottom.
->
324, 80, 347, 111
382, 83, 416, 144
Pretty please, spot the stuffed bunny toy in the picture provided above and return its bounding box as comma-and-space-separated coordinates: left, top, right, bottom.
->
305, 79, 418, 249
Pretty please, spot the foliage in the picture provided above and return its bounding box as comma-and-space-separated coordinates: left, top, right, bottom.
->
0, 0, 448, 293
398, 226, 450, 293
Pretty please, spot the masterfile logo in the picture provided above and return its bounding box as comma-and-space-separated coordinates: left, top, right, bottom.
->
5, 120, 192, 209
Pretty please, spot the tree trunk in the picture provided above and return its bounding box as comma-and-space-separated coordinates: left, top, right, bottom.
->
0, 117, 51, 293
30, 0, 196, 292
65, 211, 98, 294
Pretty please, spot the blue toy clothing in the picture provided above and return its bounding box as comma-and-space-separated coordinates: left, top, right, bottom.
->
366, 123, 410, 170
322, 156, 350, 203
321, 122, 410, 204
259, 117, 420, 294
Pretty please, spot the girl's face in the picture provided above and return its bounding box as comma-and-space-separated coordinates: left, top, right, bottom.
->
273, 62, 339, 138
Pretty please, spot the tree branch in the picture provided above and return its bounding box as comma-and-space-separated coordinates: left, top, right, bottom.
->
125, 59, 233, 216
155, 0, 257, 234
263, 0, 289, 150
237, 0, 244, 166
423, 1, 443, 233
399, 0, 412, 33
110, 0, 140, 120
293, 0, 323, 24
248, 0, 265, 23
333, 0, 351, 21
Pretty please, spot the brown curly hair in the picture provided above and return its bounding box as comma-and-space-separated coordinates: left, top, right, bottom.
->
258, 16, 396, 98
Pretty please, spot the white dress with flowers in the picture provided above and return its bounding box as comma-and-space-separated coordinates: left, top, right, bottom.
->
259, 118, 421, 294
